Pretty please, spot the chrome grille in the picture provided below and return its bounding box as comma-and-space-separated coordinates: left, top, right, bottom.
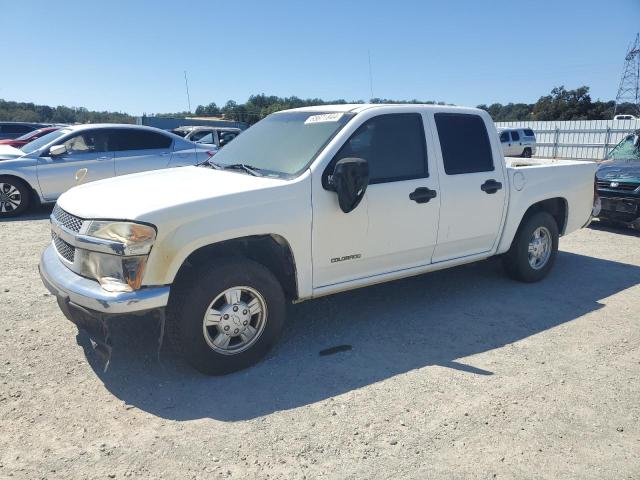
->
596, 181, 638, 192
52, 204, 84, 233
52, 231, 75, 263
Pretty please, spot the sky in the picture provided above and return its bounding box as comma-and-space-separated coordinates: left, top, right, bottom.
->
2, 0, 639, 115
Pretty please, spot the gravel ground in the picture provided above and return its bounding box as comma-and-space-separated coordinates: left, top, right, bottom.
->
1, 207, 639, 479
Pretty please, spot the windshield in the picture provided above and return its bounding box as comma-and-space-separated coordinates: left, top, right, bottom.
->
607, 133, 640, 161
15, 130, 42, 141
21, 128, 71, 154
209, 111, 354, 177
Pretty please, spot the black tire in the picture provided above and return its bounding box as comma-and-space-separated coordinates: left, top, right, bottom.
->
502, 211, 559, 283
522, 147, 532, 158
166, 257, 286, 375
0, 176, 31, 218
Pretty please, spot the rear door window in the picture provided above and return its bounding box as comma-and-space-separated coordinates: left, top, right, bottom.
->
109, 129, 172, 151
190, 130, 214, 142
510, 130, 520, 141
192, 131, 215, 144
434, 113, 494, 175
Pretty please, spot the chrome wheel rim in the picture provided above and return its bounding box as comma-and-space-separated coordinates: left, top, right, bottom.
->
202, 286, 267, 355
0, 182, 21, 213
528, 226, 552, 270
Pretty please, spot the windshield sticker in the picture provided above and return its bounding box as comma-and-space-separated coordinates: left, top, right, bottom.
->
304, 113, 344, 125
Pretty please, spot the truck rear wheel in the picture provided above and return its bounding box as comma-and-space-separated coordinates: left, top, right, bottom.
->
502, 211, 559, 282
167, 257, 286, 375
522, 147, 532, 158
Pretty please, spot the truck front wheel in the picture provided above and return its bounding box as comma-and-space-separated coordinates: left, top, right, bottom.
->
167, 257, 286, 375
502, 211, 559, 282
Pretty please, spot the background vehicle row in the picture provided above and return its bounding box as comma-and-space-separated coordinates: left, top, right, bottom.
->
0, 124, 214, 217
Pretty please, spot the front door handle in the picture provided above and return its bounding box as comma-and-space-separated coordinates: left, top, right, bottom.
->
481, 179, 502, 194
409, 187, 437, 203
97, 155, 111, 161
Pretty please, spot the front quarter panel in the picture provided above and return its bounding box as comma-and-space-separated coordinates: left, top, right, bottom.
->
0, 156, 42, 200
141, 173, 313, 298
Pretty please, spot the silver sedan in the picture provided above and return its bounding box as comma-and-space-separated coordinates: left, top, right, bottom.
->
0, 124, 216, 217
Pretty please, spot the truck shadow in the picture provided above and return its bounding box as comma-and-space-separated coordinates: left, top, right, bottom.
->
0, 204, 53, 223
77, 251, 640, 422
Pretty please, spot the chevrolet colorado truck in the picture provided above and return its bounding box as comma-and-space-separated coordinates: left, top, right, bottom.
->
39, 104, 598, 375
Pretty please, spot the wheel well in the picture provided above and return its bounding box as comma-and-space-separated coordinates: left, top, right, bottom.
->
172, 235, 299, 301
521, 198, 568, 235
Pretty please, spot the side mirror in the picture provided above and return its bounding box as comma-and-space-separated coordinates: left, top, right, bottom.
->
328, 157, 369, 213
49, 144, 67, 157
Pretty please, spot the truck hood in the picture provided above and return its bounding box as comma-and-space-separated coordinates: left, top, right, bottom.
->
56, 166, 289, 220
597, 159, 640, 183
0, 144, 25, 160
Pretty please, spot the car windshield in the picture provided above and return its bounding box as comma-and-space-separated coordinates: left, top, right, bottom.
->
607, 133, 640, 161
14, 130, 42, 141
209, 111, 354, 177
21, 129, 71, 154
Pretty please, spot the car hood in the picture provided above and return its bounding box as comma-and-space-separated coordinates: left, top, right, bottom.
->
0, 144, 25, 160
56, 166, 289, 221
597, 159, 640, 183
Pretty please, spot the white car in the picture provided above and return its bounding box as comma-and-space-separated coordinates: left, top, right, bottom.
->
171, 126, 242, 148
39, 104, 598, 375
613, 114, 637, 121
0, 124, 215, 217
499, 127, 537, 157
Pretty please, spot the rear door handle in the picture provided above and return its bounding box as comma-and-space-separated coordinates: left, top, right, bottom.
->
409, 187, 437, 203
481, 179, 502, 194
97, 155, 111, 161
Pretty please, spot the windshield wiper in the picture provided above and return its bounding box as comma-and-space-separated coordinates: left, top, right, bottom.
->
220, 163, 263, 177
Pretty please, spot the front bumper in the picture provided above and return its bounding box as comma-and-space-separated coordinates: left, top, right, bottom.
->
39, 244, 170, 315
596, 194, 640, 224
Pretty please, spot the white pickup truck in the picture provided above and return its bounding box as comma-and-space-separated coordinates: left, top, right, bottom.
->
39, 104, 598, 374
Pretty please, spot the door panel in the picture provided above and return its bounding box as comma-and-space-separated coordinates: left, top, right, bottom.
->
114, 149, 171, 176
430, 112, 506, 262
37, 130, 114, 200
312, 112, 440, 287
110, 129, 173, 176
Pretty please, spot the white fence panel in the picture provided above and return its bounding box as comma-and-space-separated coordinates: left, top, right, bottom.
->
495, 119, 640, 160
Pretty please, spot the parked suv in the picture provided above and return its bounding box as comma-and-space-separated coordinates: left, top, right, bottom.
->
499, 128, 536, 157
171, 126, 242, 148
596, 130, 640, 228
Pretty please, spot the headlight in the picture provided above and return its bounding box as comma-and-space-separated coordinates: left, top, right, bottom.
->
84, 221, 156, 255
77, 221, 157, 292
76, 249, 148, 293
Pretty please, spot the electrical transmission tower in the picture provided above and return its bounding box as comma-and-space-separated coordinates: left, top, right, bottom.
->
614, 33, 640, 117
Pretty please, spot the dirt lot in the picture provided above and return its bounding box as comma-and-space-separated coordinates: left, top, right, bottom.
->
1, 208, 639, 479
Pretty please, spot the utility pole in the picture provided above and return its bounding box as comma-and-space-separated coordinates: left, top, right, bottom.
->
614, 33, 640, 117
368, 50, 374, 102
183, 70, 192, 114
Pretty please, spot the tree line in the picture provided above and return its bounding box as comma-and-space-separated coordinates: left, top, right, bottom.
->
1, 86, 635, 126
176, 86, 639, 124
0, 100, 134, 124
